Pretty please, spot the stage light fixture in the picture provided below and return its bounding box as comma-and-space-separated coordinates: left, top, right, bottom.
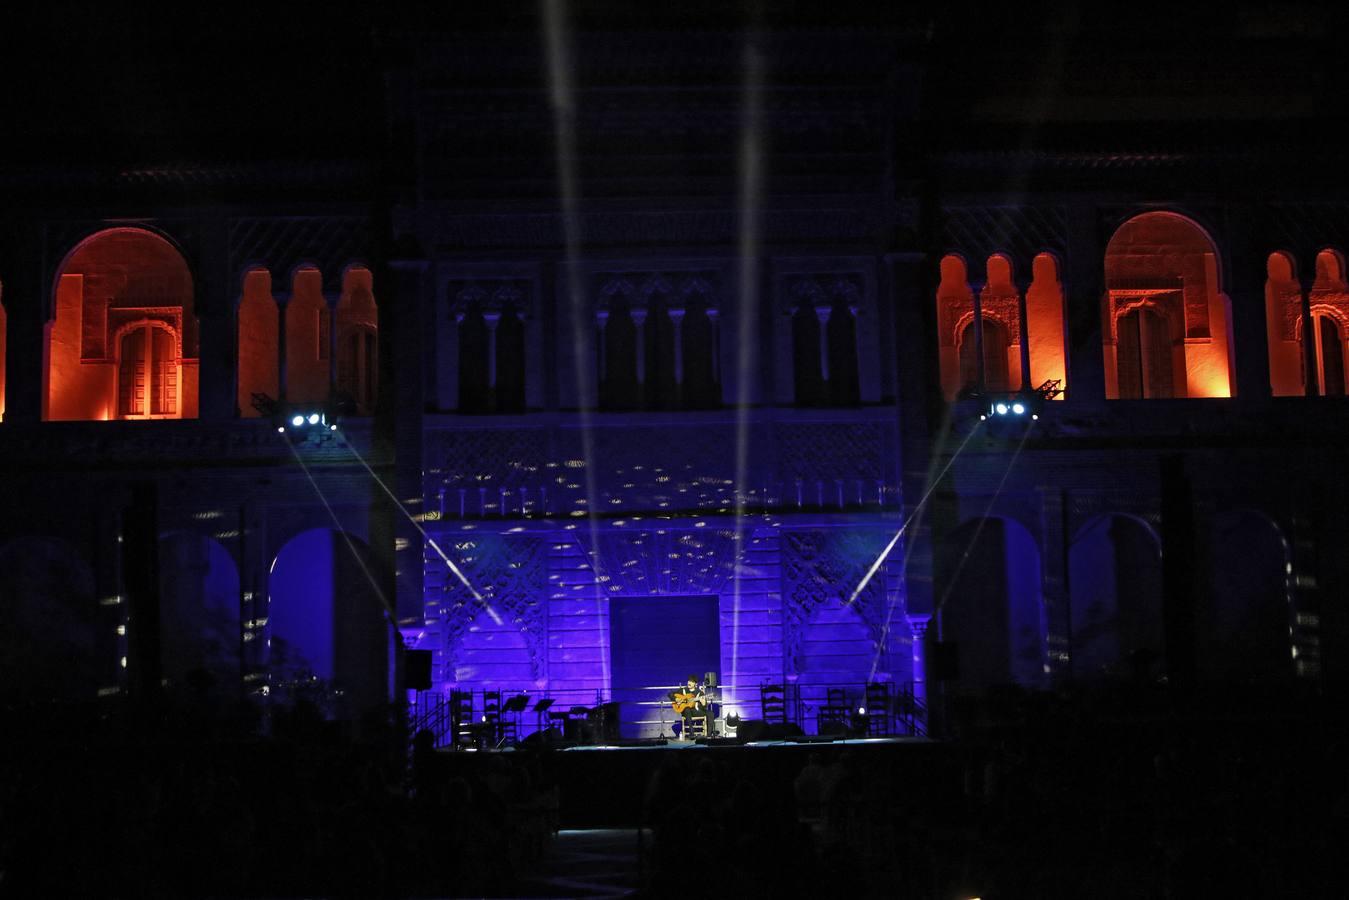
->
291, 415, 304, 427
994, 403, 1008, 415
277, 426, 285, 433
307, 413, 320, 425
1012, 402, 1025, 415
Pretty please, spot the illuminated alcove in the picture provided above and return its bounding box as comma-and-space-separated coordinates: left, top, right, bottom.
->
236, 269, 279, 417
1201, 511, 1294, 683
1103, 212, 1233, 399
936, 254, 1067, 401
1068, 515, 1163, 678
1267, 249, 1349, 397
934, 517, 1045, 689
336, 267, 378, 414
45, 228, 198, 420
268, 528, 387, 717
158, 532, 240, 688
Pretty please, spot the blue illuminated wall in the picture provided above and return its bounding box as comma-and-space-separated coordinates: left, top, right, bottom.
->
416, 411, 913, 736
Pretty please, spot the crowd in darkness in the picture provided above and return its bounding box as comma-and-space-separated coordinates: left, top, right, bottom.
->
3, 684, 1348, 896
0, 691, 556, 897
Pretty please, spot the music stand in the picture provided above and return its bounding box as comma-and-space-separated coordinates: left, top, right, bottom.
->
532, 697, 555, 734
496, 693, 528, 743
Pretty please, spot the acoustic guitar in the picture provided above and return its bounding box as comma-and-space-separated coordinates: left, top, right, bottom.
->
671, 689, 706, 715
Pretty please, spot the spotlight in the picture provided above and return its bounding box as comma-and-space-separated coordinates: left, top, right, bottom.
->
1012, 402, 1025, 415
277, 426, 285, 434
307, 413, 321, 425
857, 706, 866, 716
330, 424, 338, 431
994, 403, 1008, 415
980, 414, 987, 421
291, 415, 304, 427
1032, 414, 1039, 421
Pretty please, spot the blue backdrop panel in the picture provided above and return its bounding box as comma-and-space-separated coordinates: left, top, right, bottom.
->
609, 595, 720, 739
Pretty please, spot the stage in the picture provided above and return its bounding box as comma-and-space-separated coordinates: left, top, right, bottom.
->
420, 733, 950, 829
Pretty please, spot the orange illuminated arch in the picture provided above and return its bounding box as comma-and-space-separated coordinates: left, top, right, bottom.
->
335, 267, 378, 414
935, 254, 974, 399
1266, 249, 1349, 396
285, 267, 329, 406
45, 228, 197, 421
1103, 212, 1233, 399
1309, 250, 1349, 396
237, 269, 279, 417
1026, 254, 1067, 398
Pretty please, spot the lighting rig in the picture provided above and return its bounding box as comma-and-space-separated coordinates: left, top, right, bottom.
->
975, 379, 1061, 427
252, 393, 342, 443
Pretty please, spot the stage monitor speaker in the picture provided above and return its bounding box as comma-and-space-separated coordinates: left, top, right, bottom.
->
930, 641, 960, 681
406, 650, 432, 691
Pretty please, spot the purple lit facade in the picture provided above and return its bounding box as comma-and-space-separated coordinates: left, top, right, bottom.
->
2, 10, 1344, 734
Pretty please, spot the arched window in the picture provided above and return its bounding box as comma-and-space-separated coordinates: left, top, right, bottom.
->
236, 269, 278, 417
285, 267, 329, 407
788, 278, 861, 407
936, 254, 1065, 401
596, 274, 722, 411
46, 228, 197, 420
1026, 254, 1067, 397
598, 298, 640, 410
336, 267, 378, 415
791, 298, 826, 406
1313, 313, 1345, 397
958, 316, 1011, 393
1103, 212, 1233, 399
454, 283, 524, 414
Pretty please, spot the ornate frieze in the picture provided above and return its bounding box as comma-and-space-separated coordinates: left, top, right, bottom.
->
781, 528, 895, 674
440, 534, 548, 679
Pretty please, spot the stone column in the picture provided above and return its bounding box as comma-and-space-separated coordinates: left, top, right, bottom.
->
1038, 487, 1071, 681
1300, 266, 1319, 396
450, 311, 465, 408
814, 304, 832, 382
849, 303, 862, 386
196, 218, 235, 420
275, 292, 290, 402
325, 291, 339, 395
706, 307, 721, 385
906, 615, 931, 711
595, 309, 609, 382
1225, 210, 1273, 404
387, 259, 430, 629
1017, 278, 1032, 392
1064, 201, 1107, 404
632, 306, 648, 385
483, 310, 501, 389
971, 283, 987, 393
0, 225, 44, 422
669, 306, 686, 385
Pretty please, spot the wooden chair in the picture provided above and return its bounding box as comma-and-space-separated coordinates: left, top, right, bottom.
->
760, 682, 787, 724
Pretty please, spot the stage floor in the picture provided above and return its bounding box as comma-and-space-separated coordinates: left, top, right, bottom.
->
555, 735, 927, 751
426, 732, 949, 828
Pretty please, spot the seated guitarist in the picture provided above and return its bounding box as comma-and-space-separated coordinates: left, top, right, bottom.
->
670, 674, 708, 739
